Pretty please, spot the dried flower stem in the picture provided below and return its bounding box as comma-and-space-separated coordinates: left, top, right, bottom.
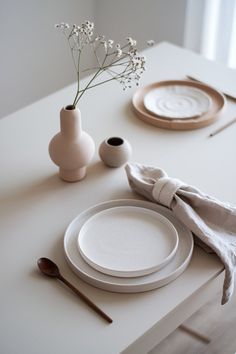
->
73, 67, 103, 106
55, 21, 147, 107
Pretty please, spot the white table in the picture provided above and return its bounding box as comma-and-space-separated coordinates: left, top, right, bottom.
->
1, 42, 235, 354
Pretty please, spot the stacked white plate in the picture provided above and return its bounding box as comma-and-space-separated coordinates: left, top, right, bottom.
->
64, 199, 194, 293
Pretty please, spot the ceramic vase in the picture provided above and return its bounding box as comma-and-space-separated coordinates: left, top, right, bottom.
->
49, 105, 95, 182
99, 137, 132, 167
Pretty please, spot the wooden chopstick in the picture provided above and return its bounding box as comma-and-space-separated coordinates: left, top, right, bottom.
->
186, 75, 236, 101
186, 76, 236, 138
209, 117, 236, 137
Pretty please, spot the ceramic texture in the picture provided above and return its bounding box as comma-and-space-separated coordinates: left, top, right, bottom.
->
99, 137, 132, 167
144, 85, 212, 119
49, 107, 95, 182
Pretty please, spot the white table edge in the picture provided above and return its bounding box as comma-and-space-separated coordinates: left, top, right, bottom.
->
122, 269, 224, 354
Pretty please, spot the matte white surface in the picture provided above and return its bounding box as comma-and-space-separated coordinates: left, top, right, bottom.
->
77, 205, 179, 277
144, 85, 211, 118
65, 199, 192, 291
1, 42, 233, 354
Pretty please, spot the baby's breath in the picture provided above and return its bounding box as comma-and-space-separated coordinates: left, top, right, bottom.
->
147, 39, 155, 46
55, 20, 146, 107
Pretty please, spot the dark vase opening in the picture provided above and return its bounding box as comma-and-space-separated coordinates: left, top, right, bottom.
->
107, 137, 124, 146
65, 105, 76, 110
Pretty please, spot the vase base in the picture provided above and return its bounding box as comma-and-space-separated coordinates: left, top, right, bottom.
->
59, 167, 86, 182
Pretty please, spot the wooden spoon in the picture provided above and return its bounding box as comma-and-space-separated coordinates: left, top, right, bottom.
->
37, 257, 112, 324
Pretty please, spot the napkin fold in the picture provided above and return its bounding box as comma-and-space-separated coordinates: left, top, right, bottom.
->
125, 162, 236, 304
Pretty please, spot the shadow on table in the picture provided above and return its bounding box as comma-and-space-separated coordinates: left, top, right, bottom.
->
0, 160, 136, 222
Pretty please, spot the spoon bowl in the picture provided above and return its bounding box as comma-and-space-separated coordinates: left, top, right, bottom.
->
37, 257, 60, 277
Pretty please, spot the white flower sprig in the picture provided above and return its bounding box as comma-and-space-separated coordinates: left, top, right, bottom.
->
55, 21, 146, 108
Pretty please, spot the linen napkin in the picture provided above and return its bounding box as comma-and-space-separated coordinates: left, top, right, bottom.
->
125, 162, 236, 304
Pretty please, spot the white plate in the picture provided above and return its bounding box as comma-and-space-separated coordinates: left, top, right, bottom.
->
64, 199, 194, 293
77, 206, 179, 277
144, 85, 212, 119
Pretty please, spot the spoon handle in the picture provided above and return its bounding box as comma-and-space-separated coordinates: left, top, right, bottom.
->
58, 274, 113, 324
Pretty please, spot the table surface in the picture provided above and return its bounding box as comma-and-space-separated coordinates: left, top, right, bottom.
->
1, 42, 235, 354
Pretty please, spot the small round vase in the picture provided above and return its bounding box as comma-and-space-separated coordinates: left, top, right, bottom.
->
49, 106, 95, 182
99, 137, 132, 167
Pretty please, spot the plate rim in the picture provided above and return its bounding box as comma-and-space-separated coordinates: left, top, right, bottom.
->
77, 205, 179, 278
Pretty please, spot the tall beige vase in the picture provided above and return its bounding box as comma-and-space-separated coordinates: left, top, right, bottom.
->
49, 106, 95, 182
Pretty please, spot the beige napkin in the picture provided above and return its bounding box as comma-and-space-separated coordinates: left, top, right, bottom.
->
125, 162, 236, 304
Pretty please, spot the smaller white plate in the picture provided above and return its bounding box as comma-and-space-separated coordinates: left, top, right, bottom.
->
77, 206, 179, 277
144, 85, 212, 119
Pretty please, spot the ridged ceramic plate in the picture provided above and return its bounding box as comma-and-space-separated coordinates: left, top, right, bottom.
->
64, 199, 194, 293
144, 85, 212, 119
77, 206, 179, 278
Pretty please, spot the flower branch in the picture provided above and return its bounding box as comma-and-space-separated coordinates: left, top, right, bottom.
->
55, 20, 151, 107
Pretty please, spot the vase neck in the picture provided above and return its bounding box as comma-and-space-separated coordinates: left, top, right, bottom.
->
60, 107, 82, 139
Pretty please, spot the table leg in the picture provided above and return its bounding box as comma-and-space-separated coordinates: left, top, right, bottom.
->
179, 324, 211, 343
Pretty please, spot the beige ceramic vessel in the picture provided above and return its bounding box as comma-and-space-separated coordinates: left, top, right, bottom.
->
49, 106, 95, 182
99, 137, 132, 167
